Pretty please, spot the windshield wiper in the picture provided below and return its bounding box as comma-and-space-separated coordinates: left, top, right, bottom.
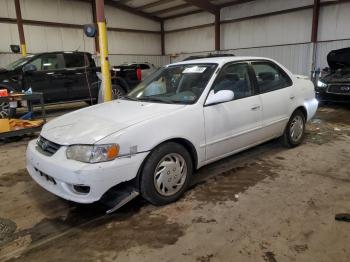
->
122, 96, 139, 101
139, 97, 174, 104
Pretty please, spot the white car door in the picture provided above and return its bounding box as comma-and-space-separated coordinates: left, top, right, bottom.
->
204, 62, 263, 162
250, 61, 295, 139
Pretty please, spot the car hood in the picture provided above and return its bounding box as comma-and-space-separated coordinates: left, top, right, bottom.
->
41, 100, 186, 145
327, 48, 350, 70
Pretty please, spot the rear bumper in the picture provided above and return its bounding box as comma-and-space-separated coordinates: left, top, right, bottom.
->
26, 140, 149, 203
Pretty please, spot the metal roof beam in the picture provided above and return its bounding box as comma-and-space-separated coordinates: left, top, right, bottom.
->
183, 0, 220, 14
136, 0, 174, 11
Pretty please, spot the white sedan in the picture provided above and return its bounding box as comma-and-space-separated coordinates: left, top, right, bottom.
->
26, 57, 318, 206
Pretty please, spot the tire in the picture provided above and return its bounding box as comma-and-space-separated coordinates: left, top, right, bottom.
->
282, 109, 306, 148
140, 142, 193, 206
0, 102, 10, 119
112, 84, 126, 100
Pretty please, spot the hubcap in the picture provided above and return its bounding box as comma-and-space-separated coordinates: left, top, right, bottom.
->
154, 153, 187, 197
290, 115, 304, 142
0, 102, 9, 119
112, 88, 124, 100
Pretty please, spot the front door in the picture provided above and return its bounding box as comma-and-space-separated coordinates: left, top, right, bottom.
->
24, 53, 67, 103
204, 62, 263, 162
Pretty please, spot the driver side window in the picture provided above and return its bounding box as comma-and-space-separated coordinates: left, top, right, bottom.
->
212, 63, 253, 101
28, 54, 61, 71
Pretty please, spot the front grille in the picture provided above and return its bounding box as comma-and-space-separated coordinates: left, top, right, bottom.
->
36, 136, 61, 156
327, 84, 350, 95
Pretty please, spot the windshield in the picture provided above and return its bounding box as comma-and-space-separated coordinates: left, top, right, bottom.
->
126, 63, 217, 104
4, 55, 34, 70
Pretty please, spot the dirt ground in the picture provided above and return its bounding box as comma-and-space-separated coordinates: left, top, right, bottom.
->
0, 104, 349, 262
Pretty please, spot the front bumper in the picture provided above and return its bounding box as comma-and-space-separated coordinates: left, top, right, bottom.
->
316, 91, 350, 103
26, 140, 149, 204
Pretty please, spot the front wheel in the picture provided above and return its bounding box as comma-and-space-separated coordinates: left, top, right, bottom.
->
140, 142, 193, 206
282, 110, 306, 148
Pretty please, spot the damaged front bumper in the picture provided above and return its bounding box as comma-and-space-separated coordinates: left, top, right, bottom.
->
26, 140, 149, 204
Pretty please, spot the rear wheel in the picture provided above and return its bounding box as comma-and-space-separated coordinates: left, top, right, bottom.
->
140, 142, 193, 206
282, 110, 306, 148
112, 85, 125, 100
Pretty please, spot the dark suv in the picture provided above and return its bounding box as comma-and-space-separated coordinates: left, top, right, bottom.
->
316, 48, 350, 103
0, 52, 100, 103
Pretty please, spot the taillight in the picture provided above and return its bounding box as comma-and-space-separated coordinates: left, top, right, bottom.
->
136, 68, 142, 81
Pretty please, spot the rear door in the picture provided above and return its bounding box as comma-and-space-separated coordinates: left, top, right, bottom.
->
24, 53, 67, 102
204, 62, 263, 162
63, 53, 93, 101
250, 61, 294, 139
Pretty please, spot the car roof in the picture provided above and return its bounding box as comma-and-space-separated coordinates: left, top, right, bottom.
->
170, 56, 274, 66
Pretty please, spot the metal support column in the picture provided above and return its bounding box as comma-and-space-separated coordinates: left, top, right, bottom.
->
14, 0, 27, 57
92, 0, 100, 54
311, 0, 320, 78
215, 12, 220, 51
161, 21, 165, 55
95, 0, 112, 102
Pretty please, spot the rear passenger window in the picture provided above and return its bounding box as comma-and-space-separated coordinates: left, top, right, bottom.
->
212, 63, 253, 100
251, 62, 292, 93
139, 64, 150, 70
64, 53, 85, 68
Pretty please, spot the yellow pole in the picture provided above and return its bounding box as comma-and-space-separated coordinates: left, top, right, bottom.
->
96, 0, 112, 102
98, 21, 112, 102
21, 44, 27, 57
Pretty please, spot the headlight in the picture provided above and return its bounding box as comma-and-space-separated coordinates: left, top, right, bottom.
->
66, 144, 119, 163
317, 80, 328, 88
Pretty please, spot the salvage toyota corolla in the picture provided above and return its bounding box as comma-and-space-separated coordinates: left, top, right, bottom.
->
26, 57, 318, 206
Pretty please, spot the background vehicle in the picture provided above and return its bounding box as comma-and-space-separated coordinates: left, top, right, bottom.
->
116, 62, 157, 80
0, 52, 141, 117
316, 48, 350, 103
26, 56, 318, 208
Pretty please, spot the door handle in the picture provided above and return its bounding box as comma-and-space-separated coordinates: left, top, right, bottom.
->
251, 105, 261, 111
290, 96, 295, 100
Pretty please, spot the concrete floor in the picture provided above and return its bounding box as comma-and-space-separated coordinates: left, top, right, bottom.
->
0, 104, 349, 262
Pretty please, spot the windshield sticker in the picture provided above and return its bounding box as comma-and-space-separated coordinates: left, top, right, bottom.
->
183, 66, 207, 74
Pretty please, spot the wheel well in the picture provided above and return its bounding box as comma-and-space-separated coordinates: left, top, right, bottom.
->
135, 138, 199, 191
165, 138, 198, 169
295, 106, 307, 120
112, 77, 129, 93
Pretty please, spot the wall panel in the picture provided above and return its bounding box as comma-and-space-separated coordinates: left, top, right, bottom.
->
20, 0, 92, 25
164, 12, 214, 31
23, 25, 95, 53
318, 2, 350, 41
105, 5, 160, 31
165, 27, 214, 54
221, 9, 312, 50
221, 0, 313, 21
0, 0, 16, 18
108, 31, 161, 55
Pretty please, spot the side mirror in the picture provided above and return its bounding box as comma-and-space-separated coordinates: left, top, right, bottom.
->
22, 64, 37, 74
205, 90, 234, 106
